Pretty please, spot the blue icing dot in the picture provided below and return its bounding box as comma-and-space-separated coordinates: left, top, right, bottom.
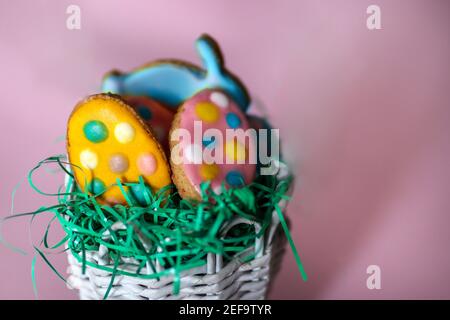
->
83, 120, 108, 143
88, 178, 106, 195
226, 113, 241, 129
137, 105, 152, 120
226, 171, 244, 187
130, 184, 152, 206
202, 135, 216, 148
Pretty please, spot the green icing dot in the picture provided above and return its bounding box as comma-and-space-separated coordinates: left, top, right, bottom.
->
83, 120, 108, 143
130, 184, 152, 206
88, 178, 106, 195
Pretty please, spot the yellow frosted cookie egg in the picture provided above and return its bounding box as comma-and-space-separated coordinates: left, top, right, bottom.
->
66, 93, 172, 205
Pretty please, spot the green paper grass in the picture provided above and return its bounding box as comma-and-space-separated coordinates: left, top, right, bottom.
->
2, 155, 306, 299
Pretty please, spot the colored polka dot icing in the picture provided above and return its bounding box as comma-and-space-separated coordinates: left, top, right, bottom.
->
225, 139, 247, 163
83, 120, 108, 143
195, 103, 220, 123
199, 163, 219, 181
136, 105, 152, 120
129, 184, 152, 206
137, 153, 157, 176
202, 135, 216, 148
67, 93, 171, 205
88, 178, 106, 194
184, 144, 203, 164
210, 91, 229, 108
79, 149, 98, 169
226, 112, 241, 129
226, 171, 244, 187
114, 122, 135, 144
169, 89, 256, 200
109, 153, 129, 173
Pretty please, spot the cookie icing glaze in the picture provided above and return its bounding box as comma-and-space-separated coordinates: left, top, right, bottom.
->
124, 96, 174, 154
170, 89, 256, 200
67, 94, 171, 205
102, 34, 250, 112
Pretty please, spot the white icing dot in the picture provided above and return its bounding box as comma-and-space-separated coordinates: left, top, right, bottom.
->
213, 185, 223, 195
80, 149, 98, 169
114, 122, 135, 144
210, 92, 229, 108
184, 144, 203, 164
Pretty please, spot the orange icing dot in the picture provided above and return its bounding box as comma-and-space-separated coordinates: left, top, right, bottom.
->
225, 139, 247, 162
195, 102, 220, 123
199, 163, 220, 181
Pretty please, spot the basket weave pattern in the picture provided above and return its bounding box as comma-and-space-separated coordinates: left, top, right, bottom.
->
66, 161, 291, 300
66, 204, 287, 300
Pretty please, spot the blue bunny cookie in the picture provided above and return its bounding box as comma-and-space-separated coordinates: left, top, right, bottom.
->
102, 34, 250, 112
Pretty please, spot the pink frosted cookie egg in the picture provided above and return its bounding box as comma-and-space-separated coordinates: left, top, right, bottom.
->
170, 89, 256, 200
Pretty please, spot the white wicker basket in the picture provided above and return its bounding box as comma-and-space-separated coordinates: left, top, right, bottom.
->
65, 162, 290, 300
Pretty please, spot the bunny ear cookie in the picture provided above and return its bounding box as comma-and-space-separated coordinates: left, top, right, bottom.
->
169, 89, 256, 201
102, 34, 250, 112
66, 93, 171, 205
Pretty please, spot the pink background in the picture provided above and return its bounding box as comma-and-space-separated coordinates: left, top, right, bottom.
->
1, 0, 449, 299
